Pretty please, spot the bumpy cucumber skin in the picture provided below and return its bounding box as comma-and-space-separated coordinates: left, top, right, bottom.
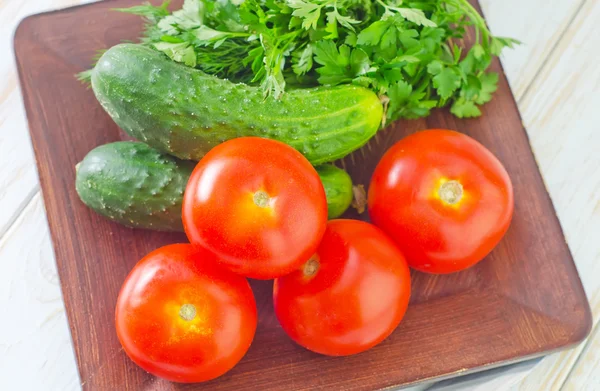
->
76, 142, 195, 232
316, 164, 353, 219
91, 44, 383, 165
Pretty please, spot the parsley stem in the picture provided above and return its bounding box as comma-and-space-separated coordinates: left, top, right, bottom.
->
375, 0, 395, 17
449, 0, 491, 48
442, 43, 454, 62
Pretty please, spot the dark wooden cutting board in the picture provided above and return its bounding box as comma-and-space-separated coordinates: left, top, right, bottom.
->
14, 0, 591, 390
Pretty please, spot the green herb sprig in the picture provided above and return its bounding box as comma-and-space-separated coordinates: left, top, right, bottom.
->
82, 0, 519, 120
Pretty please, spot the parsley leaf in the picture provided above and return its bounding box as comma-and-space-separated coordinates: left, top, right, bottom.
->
356, 20, 391, 46
259, 34, 288, 98
287, 0, 323, 30
350, 47, 372, 76
490, 36, 521, 56
324, 11, 340, 39
327, 8, 360, 31
153, 41, 197, 67
388, 80, 437, 119
314, 41, 372, 85
451, 98, 482, 118
112, 1, 170, 22
292, 45, 314, 75
462, 75, 482, 101
395, 8, 437, 27
388, 80, 413, 114
433, 67, 461, 99
193, 26, 249, 46
475, 72, 499, 104
157, 0, 204, 35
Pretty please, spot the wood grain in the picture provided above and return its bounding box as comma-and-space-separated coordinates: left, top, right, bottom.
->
505, 1, 600, 389
11, 0, 593, 390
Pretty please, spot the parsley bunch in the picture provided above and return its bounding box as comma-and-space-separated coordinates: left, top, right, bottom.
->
102, 0, 519, 121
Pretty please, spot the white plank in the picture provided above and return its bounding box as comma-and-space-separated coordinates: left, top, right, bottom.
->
0, 2, 39, 238
562, 318, 600, 390
426, 359, 541, 391
0, 0, 96, 236
0, 193, 79, 391
480, 0, 586, 101
505, 0, 600, 388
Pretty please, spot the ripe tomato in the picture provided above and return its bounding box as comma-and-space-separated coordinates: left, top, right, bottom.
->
368, 129, 514, 274
273, 219, 411, 356
115, 244, 257, 383
183, 137, 328, 280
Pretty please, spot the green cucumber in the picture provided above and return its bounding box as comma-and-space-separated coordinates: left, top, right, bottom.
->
76, 141, 195, 231
316, 164, 353, 219
91, 44, 383, 165
76, 142, 353, 231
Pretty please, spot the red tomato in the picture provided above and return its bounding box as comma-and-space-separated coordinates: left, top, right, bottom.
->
115, 244, 257, 383
273, 219, 411, 356
183, 137, 328, 280
368, 129, 514, 274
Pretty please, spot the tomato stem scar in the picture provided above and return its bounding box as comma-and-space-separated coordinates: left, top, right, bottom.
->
303, 257, 320, 278
253, 191, 270, 208
438, 180, 464, 205
179, 304, 197, 321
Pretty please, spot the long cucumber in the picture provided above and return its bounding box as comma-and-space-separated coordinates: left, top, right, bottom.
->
91, 44, 383, 165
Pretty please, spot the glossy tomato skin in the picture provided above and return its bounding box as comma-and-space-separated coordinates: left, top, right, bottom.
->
273, 219, 411, 356
115, 244, 257, 383
368, 129, 514, 274
183, 137, 328, 280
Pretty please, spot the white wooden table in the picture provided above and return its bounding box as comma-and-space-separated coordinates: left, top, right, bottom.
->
1, 0, 599, 390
